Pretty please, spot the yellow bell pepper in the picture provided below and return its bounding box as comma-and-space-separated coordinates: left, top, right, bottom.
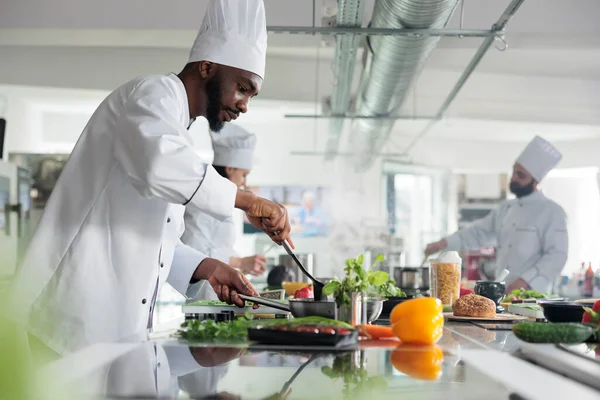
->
390, 344, 443, 381
390, 297, 444, 345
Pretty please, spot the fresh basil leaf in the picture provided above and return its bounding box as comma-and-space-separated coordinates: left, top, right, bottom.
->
357, 254, 364, 267
323, 281, 340, 295
371, 271, 389, 286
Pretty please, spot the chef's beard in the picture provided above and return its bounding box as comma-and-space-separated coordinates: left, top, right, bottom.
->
205, 72, 225, 132
509, 180, 536, 198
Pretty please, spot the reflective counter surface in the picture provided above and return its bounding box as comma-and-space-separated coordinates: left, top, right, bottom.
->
37, 320, 599, 400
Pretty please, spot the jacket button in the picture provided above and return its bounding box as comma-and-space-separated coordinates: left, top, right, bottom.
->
160, 262, 164, 268
167, 217, 171, 223
142, 298, 147, 304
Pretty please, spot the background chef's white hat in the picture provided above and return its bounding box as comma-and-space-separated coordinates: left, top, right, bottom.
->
211, 124, 257, 170
188, 0, 268, 79
516, 135, 562, 182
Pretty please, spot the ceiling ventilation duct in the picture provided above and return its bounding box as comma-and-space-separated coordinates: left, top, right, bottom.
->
325, 0, 366, 160
347, 0, 460, 171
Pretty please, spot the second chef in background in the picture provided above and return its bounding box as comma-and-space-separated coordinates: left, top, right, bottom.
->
182, 124, 267, 301
425, 136, 569, 293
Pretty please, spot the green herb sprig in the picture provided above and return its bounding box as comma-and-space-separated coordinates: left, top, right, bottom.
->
322, 254, 405, 307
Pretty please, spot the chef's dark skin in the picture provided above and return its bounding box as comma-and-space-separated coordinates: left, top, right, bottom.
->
178, 61, 261, 132
177, 61, 291, 308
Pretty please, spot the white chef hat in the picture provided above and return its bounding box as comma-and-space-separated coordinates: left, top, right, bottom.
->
516, 135, 563, 182
211, 124, 257, 170
188, 0, 268, 79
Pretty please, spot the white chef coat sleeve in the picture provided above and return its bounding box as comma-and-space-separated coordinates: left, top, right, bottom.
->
167, 241, 206, 299
445, 208, 499, 251
113, 76, 237, 221
520, 206, 568, 292
162, 344, 204, 377
182, 211, 238, 264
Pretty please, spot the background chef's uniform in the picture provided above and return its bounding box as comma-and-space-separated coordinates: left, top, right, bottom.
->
6, 0, 267, 356
182, 124, 258, 301
444, 136, 568, 293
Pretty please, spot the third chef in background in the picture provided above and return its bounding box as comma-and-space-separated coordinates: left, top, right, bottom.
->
425, 136, 568, 293
182, 123, 267, 301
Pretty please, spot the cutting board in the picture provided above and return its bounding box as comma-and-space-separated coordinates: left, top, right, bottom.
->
444, 312, 529, 322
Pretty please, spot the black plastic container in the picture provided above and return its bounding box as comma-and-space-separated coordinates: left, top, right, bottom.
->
247, 327, 359, 347
539, 301, 595, 323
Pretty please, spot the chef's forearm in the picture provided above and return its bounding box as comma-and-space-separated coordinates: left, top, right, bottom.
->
234, 189, 257, 212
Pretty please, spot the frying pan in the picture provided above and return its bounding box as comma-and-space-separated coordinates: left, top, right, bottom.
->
238, 294, 336, 318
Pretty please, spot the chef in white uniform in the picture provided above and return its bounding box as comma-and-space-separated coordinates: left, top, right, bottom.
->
183, 124, 266, 301
7, 0, 293, 358
425, 136, 568, 293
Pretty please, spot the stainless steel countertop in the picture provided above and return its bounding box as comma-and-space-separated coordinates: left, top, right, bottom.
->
34, 316, 599, 400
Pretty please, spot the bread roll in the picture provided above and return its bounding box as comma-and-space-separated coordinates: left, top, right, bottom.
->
452, 294, 496, 318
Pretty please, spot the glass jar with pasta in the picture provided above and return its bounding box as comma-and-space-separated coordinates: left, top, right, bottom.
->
430, 251, 462, 306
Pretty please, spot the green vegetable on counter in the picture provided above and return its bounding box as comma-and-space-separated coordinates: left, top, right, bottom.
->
178, 313, 256, 342
513, 322, 594, 344
178, 315, 354, 343
509, 304, 542, 311
323, 254, 405, 307
501, 288, 555, 303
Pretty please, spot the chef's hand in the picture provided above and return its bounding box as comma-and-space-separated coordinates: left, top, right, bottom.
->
193, 258, 260, 308
235, 190, 293, 248
424, 240, 447, 257
190, 347, 244, 367
232, 255, 267, 276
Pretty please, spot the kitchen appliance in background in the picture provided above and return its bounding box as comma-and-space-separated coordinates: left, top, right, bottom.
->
393, 266, 430, 298
278, 253, 315, 283
0, 161, 32, 279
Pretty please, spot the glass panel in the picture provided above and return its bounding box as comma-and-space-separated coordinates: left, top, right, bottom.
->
383, 162, 452, 267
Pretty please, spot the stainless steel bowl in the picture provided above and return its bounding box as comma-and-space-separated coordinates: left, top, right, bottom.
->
366, 299, 384, 323
288, 299, 336, 318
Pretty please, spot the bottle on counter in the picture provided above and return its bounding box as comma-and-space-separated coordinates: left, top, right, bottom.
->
578, 262, 586, 288
583, 263, 594, 298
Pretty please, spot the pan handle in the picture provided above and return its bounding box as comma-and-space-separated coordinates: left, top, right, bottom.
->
238, 294, 290, 312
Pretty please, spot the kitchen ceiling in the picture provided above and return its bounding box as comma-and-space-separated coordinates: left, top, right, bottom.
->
0, 0, 599, 134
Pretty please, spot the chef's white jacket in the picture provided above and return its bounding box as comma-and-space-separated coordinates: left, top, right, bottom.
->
75, 342, 217, 398
7, 73, 238, 355
181, 209, 240, 301
445, 191, 568, 292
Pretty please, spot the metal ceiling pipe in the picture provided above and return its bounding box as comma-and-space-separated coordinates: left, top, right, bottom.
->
325, 0, 366, 160
348, 0, 459, 171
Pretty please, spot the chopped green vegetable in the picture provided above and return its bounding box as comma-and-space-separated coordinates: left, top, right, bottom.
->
501, 288, 556, 303
323, 254, 404, 307
258, 316, 355, 330
177, 315, 355, 343
178, 313, 256, 342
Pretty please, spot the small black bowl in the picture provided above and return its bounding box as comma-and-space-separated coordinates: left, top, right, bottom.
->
474, 281, 506, 313
539, 301, 595, 323
381, 297, 411, 318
